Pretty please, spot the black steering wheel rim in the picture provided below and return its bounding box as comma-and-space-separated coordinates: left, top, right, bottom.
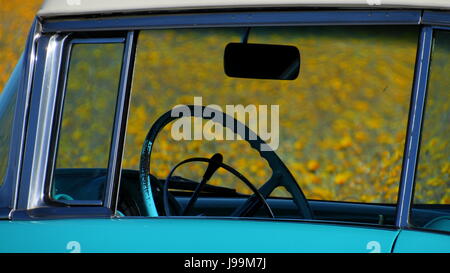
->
139, 105, 313, 219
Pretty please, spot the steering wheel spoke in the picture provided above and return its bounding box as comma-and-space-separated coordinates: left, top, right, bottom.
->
164, 154, 275, 218
230, 174, 280, 217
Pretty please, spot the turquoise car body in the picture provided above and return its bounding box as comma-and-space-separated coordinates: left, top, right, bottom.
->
1, 218, 449, 253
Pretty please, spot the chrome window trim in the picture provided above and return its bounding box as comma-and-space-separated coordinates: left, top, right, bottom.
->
40, 10, 422, 33
13, 31, 134, 218
106, 31, 138, 212
17, 33, 70, 210
395, 26, 433, 228
422, 10, 450, 26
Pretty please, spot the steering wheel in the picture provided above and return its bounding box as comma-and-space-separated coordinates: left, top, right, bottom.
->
163, 153, 274, 217
139, 105, 313, 219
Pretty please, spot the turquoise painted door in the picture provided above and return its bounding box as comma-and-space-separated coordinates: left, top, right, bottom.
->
0, 218, 399, 253
393, 230, 450, 253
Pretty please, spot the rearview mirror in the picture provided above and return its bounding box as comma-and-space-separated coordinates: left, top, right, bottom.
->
224, 43, 300, 80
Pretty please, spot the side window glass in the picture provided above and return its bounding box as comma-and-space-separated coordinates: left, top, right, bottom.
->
121, 26, 418, 222
412, 30, 450, 233
50, 41, 124, 203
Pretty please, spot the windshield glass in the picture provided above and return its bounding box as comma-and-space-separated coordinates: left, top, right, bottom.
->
119, 26, 419, 204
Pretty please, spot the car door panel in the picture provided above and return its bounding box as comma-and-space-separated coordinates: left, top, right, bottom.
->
0, 218, 399, 253
393, 230, 450, 253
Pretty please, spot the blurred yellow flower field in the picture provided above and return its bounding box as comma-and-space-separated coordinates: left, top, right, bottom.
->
0, 0, 42, 91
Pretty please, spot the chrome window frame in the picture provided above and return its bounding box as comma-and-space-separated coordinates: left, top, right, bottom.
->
12, 30, 136, 219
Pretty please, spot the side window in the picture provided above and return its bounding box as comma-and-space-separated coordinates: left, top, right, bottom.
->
412, 30, 450, 233
120, 26, 418, 222
0, 55, 23, 186
50, 41, 124, 203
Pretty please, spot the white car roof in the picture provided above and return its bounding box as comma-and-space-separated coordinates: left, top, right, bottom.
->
38, 0, 450, 18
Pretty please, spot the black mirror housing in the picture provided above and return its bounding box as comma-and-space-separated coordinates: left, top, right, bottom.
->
224, 43, 300, 80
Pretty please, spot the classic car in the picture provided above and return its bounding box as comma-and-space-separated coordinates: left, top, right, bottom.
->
0, 0, 449, 253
